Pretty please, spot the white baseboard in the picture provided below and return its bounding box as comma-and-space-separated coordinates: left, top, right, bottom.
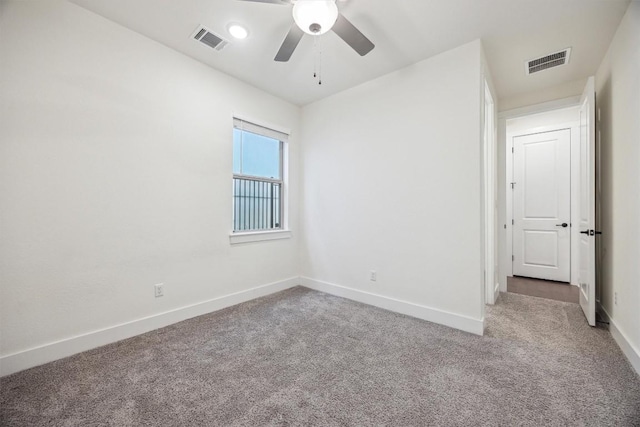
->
598, 303, 640, 376
300, 277, 484, 336
0, 277, 299, 377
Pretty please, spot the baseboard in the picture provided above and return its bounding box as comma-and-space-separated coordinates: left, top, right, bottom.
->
300, 277, 484, 336
597, 301, 609, 323
0, 277, 299, 377
488, 282, 500, 305
598, 303, 640, 376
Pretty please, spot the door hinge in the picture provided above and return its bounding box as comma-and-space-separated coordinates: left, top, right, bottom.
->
511, 182, 516, 189
512, 219, 514, 225
512, 146, 514, 153
512, 255, 515, 261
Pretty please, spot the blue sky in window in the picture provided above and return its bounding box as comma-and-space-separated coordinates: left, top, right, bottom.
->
233, 129, 280, 179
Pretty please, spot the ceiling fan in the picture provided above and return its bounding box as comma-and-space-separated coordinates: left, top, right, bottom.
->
238, 0, 375, 62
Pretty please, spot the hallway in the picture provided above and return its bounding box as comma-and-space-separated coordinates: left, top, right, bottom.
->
507, 276, 579, 303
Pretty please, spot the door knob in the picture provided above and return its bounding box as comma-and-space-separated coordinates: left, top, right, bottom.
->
580, 229, 601, 236
556, 223, 568, 228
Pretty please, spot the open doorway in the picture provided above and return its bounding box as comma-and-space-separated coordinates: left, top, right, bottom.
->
498, 78, 598, 326
500, 101, 581, 300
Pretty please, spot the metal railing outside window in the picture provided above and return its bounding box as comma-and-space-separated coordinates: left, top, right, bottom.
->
233, 177, 281, 231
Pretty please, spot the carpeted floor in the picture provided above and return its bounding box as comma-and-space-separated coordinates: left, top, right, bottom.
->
1, 287, 639, 426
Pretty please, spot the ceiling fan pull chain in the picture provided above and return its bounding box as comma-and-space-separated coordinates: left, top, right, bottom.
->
313, 35, 318, 78
318, 35, 322, 85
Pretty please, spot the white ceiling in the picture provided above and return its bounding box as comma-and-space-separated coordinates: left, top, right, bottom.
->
70, 0, 630, 106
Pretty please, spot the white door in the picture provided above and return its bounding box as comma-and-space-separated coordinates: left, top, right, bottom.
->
513, 129, 571, 282
578, 77, 596, 326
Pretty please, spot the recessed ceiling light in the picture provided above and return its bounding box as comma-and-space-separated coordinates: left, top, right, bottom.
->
228, 24, 248, 40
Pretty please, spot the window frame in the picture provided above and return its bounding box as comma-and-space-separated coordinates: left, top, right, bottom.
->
230, 116, 291, 244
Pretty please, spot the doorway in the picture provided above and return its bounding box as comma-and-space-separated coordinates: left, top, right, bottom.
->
512, 128, 571, 282
499, 79, 597, 326
507, 276, 578, 303
506, 106, 580, 285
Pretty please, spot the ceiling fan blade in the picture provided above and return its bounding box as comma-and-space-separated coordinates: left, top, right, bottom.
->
274, 25, 305, 62
332, 13, 374, 56
236, 0, 290, 4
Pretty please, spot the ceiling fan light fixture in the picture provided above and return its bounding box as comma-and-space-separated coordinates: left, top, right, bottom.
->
292, 0, 338, 35
228, 24, 248, 39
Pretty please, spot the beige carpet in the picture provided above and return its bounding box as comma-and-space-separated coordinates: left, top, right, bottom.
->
507, 275, 579, 303
1, 287, 639, 426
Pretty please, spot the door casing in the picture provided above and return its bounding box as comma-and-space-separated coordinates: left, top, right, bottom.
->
499, 100, 582, 291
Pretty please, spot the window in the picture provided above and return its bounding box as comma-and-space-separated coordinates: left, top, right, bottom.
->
232, 118, 287, 234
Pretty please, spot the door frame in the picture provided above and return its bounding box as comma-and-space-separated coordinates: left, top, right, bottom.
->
483, 81, 499, 304
578, 76, 597, 326
511, 128, 572, 282
498, 97, 581, 291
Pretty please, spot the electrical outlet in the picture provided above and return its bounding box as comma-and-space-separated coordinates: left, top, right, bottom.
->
614, 291, 618, 306
370, 271, 377, 282
154, 283, 164, 298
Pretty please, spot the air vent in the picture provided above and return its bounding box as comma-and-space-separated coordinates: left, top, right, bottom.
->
526, 48, 571, 75
191, 25, 229, 51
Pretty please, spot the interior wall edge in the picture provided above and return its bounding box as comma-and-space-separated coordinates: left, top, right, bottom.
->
300, 277, 485, 336
498, 96, 581, 120
597, 303, 640, 376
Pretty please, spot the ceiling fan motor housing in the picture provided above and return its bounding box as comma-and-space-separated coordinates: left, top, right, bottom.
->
292, 0, 339, 35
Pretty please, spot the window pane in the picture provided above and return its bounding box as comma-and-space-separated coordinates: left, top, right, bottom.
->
234, 130, 280, 179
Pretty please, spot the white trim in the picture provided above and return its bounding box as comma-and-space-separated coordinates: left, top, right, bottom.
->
0, 277, 299, 377
498, 96, 580, 119
229, 229, 292, 244
598, 304, 640, 376
233, 117, 289, 142
300, 277, 484, 336
483, 79, 498, 305
231, 112, 292, 137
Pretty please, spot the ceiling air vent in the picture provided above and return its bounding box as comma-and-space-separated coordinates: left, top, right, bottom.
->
192, 25, 229, 51
526, 48, 571, 75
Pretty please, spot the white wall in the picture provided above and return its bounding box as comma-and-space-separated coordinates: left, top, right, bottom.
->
300, 40, 484, 333
499, 78, 587, 112
0, 0, 301, 374
595, 1, 640, 372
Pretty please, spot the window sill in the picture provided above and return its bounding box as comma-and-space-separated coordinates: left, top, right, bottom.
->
229, 230, 292, 245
